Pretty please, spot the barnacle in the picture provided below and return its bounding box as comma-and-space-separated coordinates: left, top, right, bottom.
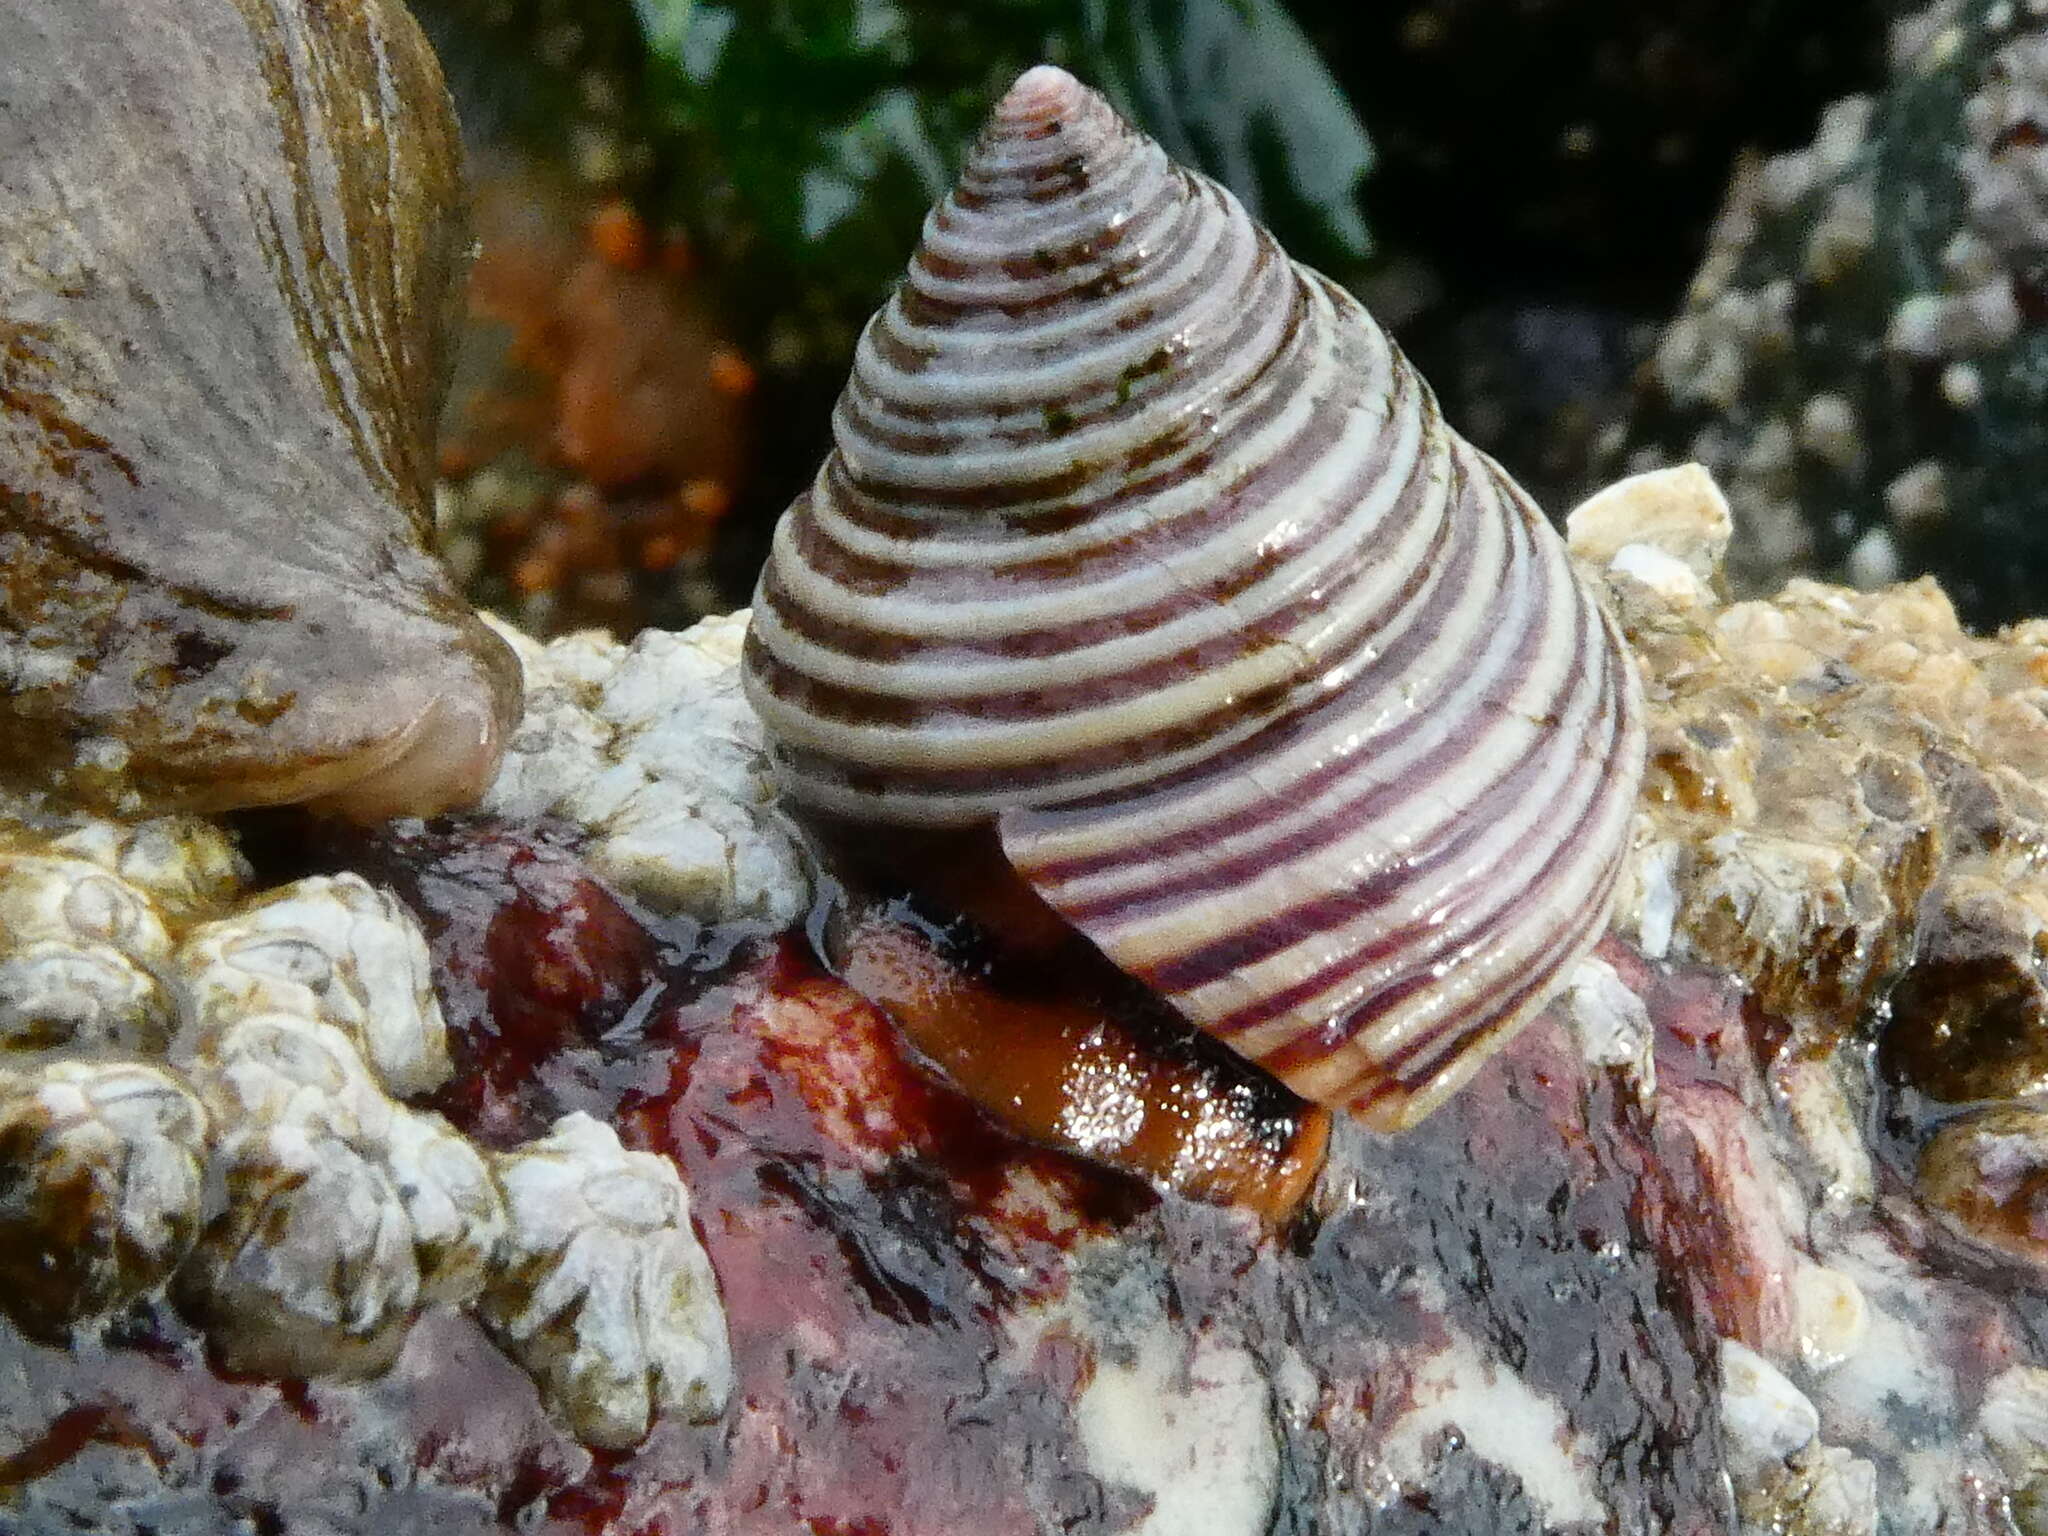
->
480, 1112, 732, 1450
0, 1057, 207, 1336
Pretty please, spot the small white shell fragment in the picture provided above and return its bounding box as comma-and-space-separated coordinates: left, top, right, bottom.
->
178, 1118, 424, 1379
482, 1112, 733, 1450
0, 1057, 208, 1334
174, 873, 451, 1098
1560, 956, 1656, 1095
1616, 837, 1685, 961
1606, 543, 1708, 607
483, 615, 808, 927
1566, 463, 1733, 585
1719, 1338, 1820, 1473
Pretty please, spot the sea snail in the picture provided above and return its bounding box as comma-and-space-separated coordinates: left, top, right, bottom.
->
744, 65, 1648, 1174
0, 0, 520, 821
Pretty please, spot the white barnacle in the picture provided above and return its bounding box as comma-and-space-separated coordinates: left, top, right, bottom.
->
382, 1107, 507, 1308
481, 1112, 732, 1450
185, 1010, 398, 1146
44, 815, 248, 925
481, 614, 810, 927
0, 939, 167, 1053
173, 873, 451, 1098
176, 1117, 423, 1379
0, 854, 174, 1053
176, 997, 505, 1375
0, 1056, 208, 1335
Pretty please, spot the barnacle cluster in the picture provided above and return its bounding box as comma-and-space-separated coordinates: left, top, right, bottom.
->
1573, 464, 2048, 1273
0, 808, 734, 1450
482, 610, 809, 926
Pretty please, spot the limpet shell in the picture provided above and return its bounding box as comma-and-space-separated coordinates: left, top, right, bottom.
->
0, 0, 520, 819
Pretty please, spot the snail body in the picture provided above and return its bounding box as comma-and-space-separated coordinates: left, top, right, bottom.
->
0, 0, 519, 820
744, 67, 1647, 1131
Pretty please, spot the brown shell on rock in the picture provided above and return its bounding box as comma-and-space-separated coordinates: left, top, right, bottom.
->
0, 0, 521, 820
744, 66, 1649, 1131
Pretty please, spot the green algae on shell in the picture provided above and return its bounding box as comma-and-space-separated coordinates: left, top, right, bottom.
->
0, 0, 521, 820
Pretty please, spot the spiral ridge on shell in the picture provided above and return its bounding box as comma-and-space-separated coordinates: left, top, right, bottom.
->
744, 66, 1648, 1129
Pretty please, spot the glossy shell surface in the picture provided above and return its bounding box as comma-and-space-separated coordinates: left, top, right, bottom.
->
0, 0, 520, 819
744, 67, 1648, 1129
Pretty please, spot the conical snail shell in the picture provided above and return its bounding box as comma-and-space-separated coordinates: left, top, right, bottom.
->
743, 66, 1648, 1130
0, 0, 520, 820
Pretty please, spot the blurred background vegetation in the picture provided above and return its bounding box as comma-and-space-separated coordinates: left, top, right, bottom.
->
416, 0, 1919, 637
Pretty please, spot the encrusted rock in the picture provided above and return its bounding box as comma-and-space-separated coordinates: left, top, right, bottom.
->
481, 1111, 732, 1450
1571, 465, 2048, 1070
1613, 0, 2048, 625
18, 448, 2048, 1521
0, 1056, 208, 1335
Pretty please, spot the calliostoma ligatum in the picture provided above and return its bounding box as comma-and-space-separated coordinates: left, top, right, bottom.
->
743, 66, 1649, 1220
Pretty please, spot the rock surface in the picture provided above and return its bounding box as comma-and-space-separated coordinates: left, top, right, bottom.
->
8, 469, 2048, 1530
1615, 0, 2048, 626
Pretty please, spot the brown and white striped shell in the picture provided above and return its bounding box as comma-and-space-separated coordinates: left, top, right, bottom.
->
743, 66, 1647, 1131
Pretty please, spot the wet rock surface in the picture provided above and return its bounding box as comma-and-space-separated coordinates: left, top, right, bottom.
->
0, 893, 1751, 1533
14, 477, 2048, 1529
